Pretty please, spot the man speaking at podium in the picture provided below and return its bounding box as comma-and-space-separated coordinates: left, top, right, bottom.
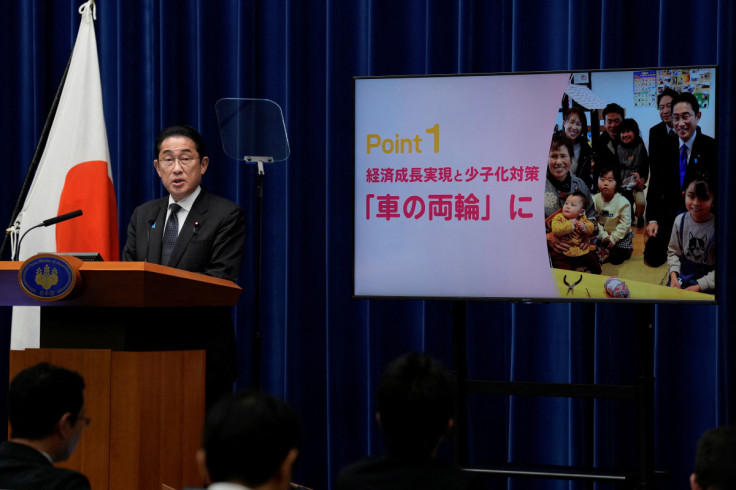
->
123, 124, 246, 407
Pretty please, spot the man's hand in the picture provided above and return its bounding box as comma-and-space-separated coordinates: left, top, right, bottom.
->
579, 236, 590, 251
547, 232, 570, 254
646, 222, 658, 237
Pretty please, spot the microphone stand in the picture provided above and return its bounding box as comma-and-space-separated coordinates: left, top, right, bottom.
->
13, 210, 83, 261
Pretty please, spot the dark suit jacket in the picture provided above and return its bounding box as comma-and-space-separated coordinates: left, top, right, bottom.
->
0, 441, 90, 490
648, 121, 674, 164
647, 121, 676, 191
122, 188, 245, 407
646, 128, 717, 225
335, 455, 485, 490
122, 188, 245, 282
591, 131, 620, 183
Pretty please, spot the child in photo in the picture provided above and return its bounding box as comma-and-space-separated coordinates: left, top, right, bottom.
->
549, 191, 601, 274
668, 172, 715, 293
616, 118, 649, 228
593, 165, 634, 265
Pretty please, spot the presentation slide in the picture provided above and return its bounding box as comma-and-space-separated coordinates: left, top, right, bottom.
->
354, 69, 717, 303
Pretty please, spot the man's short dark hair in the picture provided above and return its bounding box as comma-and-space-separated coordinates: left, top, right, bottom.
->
202, 391, 302, 486
155, 124, 207, 158
672, 92, 701, 115
693, 426, 736, 490
602, 103, 625, 120
377, 353, 455, 458
657, 87, 679, 106
8, 363, 85, 440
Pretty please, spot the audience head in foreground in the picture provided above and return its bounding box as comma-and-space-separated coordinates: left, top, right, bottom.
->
378, 352, 456, 459
0, 362, 91, 489
335, 352, 483, 490
197, 390, 302, 490
691, 426, 736, 490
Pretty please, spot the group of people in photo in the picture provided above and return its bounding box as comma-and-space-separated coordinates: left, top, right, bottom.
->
544, 88, 716, 294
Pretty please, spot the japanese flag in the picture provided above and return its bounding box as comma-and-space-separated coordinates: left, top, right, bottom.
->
12, 2, 118, 348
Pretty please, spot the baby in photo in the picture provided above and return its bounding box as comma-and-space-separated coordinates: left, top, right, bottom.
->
549, 191, 601, 274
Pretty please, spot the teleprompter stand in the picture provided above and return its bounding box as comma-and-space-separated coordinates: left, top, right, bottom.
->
452, 302, 659, 489
215, 98, 290, 390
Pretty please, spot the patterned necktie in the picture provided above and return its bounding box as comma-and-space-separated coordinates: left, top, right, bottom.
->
161, 203, 181, 266
679, 144, 688, 188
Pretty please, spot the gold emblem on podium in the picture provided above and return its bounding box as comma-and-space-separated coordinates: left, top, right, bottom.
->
35, 264, 59, 290
18, 254, 83, 301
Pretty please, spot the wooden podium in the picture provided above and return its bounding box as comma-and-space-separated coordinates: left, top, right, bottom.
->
1, 260, 242, 490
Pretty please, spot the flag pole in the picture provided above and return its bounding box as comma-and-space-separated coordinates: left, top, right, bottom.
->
0, 53, 74, 260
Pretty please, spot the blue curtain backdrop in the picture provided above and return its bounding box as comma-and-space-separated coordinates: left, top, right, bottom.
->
1, 1, 734, 489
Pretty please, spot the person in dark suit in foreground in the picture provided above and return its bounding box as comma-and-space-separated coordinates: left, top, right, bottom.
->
335, 352, 484, 490
0, 363, 91, 490
123, 124, 246, 408
196, 391, 302, 490
690, 426, 736, 490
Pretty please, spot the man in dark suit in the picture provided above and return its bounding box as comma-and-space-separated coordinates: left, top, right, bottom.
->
644, 92, 717, 267
123, 124, 245, 281
648, 88, 679, 169
123, 124, 246, 407
0, 363, 91, 490
592, 102, 625, 183
646, 88, 679, 229
335, 353, 484, 490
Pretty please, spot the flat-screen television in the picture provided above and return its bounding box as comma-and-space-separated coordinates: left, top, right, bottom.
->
354, 66, 717, 303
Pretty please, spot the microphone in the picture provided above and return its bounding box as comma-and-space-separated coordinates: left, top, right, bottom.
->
146, 217, 157, 262
42, 209, 83, 227
14, 209, 84, 261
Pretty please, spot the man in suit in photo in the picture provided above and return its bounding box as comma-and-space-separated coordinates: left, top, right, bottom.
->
196, 391, 302, 490
0, 362, 91, 490
646, 88, 679, 229
647, 88, 679, 172
644, 92, 717, 267
690, 426, 736, 490
123, 124, 246, 407
592, 102, 625, 182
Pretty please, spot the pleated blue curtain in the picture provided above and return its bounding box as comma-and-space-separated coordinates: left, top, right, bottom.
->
1, 1, 734, 490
